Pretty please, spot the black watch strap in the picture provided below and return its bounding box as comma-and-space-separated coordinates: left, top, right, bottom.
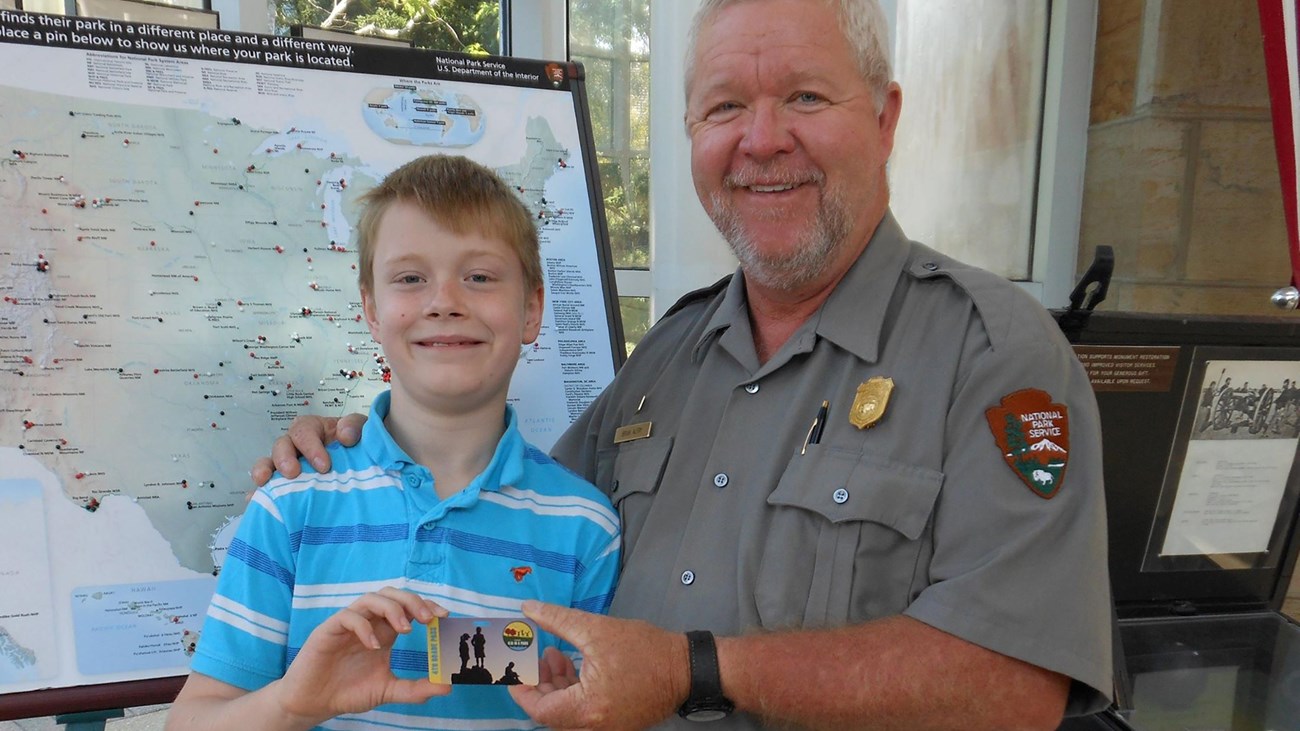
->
678, 630, 735, 721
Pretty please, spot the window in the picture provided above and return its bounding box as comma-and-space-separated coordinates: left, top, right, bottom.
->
1078, 0, 1289, 314
569, 0, 651, 353
618, 296, 650, 357
22, 0, 215, 21
881, 0, 1100, 307
889, 0, 1049, 281
270, 0, 501, 52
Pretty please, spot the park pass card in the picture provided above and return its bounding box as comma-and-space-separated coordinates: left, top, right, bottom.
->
427, 616, 540, 686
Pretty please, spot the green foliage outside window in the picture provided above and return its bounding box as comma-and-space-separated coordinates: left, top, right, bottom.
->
571, 0, 650, 271
619, 296, 650, 356
597, 157, 649, 270
271, 0, 501, 53
569, 0, 648, 51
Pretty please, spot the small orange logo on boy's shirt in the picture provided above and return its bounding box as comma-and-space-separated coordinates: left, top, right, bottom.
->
511, 566, 532, 582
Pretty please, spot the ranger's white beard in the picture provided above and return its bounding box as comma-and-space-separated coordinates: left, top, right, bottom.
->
707, 180, 852, 292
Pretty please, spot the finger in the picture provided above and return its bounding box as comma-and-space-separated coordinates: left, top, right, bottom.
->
373, 587, 441, 625
509, 684, 542, 712
337, 412, 368, 446
271, 433, 307, 478
540, 647, 577, 686
250, 457, 276, 488
521, 601, 593, 648
537, 650, 556, 686
351, 590, 419, 634
534, 649, 559, 693
551, 673, 579, 691
539, 662, 578, 692
511, 648, 585, 725
286, 415, 338, 473
509, 683, 590, 731
386, 678, 451, 705
331, 607, 383, 650
508, 685, 550, 720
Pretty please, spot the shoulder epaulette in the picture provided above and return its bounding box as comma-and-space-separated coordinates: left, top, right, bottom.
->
906, 244, 1050, 353
662, 274, 733, 319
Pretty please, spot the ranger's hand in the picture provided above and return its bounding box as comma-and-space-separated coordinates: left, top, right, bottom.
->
249, 412, 368, 486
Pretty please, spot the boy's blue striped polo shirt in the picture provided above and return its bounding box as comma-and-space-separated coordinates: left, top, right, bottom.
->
191, 391, 620, 730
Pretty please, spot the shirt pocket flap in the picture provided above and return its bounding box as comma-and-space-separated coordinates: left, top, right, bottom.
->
598, 435, 674, 505
767, 449, 942, 540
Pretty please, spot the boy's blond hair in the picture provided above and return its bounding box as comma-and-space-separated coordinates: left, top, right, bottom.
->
356, 155, 542, 293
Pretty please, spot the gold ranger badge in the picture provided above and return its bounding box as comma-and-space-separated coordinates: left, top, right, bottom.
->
850, 377, 893, 429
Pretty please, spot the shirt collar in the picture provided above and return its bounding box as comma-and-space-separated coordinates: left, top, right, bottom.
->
815, 211, 911, 363
694, 271, 753, 364
692, 210, 912, 366
358, 391, 527, 493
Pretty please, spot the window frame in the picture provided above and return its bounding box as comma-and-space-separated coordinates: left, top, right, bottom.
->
528, 0, 1097, 315
560, 0, 655, 325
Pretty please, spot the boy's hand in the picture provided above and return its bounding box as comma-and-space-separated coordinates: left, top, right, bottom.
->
274, 587, 450, 725
249, 412, 369, 487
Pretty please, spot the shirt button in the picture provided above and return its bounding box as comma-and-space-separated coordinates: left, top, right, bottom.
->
713, 473, 729, 488
681, 570, 696, 585
405, 474, 420, 487
833, 488, 850, 504
922, 261, 939, 271
744, 383, 760, 394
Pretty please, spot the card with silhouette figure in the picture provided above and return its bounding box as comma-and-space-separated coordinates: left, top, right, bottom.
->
427, 616, 540, 685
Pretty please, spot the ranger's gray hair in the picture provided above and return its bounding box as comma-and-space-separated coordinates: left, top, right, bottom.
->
684, 0, 894, 110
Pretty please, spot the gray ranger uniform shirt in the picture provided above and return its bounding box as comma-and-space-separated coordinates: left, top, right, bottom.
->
552, 212, 1112, 729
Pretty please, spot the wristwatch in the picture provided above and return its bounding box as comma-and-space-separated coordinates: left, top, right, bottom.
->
677, 630, 735, 722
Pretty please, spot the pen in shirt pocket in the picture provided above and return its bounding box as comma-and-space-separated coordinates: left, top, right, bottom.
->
801, 400, 830, 455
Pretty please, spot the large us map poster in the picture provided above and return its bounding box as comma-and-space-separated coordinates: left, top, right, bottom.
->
0, 9, 621, 714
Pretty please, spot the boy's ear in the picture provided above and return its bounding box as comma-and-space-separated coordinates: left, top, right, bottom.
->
522, 284, 544, 345
361, 287, 381, 343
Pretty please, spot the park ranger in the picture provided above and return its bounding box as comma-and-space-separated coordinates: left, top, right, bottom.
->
257, 0, 1113, 728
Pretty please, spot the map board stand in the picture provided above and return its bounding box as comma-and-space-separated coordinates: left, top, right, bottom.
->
0, 8, 623, 720
55, 709, 124, 730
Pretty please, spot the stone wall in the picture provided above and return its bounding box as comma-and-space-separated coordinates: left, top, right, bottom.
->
1081, 0, 1299, 607
1080, 0, 1291, 314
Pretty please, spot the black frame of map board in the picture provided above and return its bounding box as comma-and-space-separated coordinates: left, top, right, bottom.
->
0, 8, 624, 720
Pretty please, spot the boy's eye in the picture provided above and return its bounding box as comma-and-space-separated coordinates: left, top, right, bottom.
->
468, 273, 492, 284
398, 274, 424, 284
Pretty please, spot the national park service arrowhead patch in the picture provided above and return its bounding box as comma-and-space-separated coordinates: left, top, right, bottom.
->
985, 389, 1070, 499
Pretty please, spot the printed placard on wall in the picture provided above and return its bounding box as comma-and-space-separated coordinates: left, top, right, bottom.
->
1141, 349, 1300, 573
1159, 358, 1300, 557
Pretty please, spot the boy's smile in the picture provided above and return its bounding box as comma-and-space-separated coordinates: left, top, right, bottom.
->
361, 200, 543, 418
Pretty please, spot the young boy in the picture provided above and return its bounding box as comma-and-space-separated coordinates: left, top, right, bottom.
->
166, 155, 621, 731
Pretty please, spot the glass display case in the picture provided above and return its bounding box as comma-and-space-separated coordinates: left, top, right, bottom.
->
1056, 312, 1300, 731
1120, 613, 1300, 730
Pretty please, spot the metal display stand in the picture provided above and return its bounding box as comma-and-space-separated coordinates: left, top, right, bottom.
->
54, 710, 124, 730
